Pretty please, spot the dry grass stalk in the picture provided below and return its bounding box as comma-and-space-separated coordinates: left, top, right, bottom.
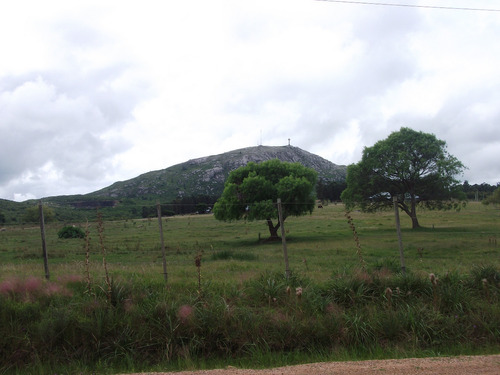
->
302, 258, 309, 271
296, 286, 303, 301
482, 278, 491, 303
385, 287, 393, 310
84, 220, 93, 296
417, 247, 424, 259
97, 211, 112, 304
345, 210, 366, 271
430, 273, 439, 310
195, 251, 203, 298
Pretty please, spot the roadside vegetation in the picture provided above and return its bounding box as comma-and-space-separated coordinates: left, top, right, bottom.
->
0, 202, 499, 374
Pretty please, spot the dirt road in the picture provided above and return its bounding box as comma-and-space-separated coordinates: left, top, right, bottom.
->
124, 355, 500, 375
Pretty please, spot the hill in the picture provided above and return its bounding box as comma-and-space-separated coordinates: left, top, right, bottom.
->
90, 145, 346, 201
0, 145, 346, 222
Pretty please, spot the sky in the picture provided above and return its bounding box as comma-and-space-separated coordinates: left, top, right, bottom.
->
1, 0, 499, 201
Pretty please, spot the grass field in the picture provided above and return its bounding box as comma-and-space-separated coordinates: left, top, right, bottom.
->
0, 202, 498, 283
0, 202, 499, 374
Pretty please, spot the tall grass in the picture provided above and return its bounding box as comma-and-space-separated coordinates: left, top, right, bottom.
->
0, 202, 499, 373
1, 265, 499, 374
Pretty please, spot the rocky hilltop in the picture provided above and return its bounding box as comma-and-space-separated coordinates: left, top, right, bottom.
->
0, 145, 347, 222
90, 145, 346, 201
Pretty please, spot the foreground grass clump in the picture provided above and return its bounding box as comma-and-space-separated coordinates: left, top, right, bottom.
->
1, 266, 499, 374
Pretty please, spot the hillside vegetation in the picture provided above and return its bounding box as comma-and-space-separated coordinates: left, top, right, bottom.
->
0, 146, 346, 223
92, 145, 346, 200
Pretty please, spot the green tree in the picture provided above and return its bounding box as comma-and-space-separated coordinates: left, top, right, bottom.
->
23, 205, 56, 223
483, 187, 500, 205
316, 178, 347, 202
341, 127, 466, 229
213, 159, 317, 239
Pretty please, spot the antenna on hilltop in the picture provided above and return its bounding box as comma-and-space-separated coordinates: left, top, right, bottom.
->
260, 130, 262, 146
288, 138, 291, 146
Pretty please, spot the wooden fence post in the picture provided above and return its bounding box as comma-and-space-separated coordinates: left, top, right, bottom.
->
157, 202, 168, 284
393, 196, 406, 276
39, 200, 50, 280
277, 198, 290, 279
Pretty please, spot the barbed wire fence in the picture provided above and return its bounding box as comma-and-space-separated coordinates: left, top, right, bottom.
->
13, 199, 499, 282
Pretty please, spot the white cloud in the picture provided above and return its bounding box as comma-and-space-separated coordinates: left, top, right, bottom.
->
1, 0, 500, 201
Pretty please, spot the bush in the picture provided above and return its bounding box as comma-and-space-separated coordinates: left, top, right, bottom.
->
57, 226, 85, 239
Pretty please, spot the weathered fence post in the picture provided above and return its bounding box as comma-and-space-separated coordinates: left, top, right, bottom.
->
393, 196, 406, 276
277, 198, 290, 279
39, 200, 50, 280
157, 202, 168, 284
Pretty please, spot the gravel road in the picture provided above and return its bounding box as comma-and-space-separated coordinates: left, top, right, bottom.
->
123, 355, 500, 375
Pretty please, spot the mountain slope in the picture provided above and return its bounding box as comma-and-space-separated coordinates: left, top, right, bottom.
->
90, 145, 346, 201
0, 145, 346, 223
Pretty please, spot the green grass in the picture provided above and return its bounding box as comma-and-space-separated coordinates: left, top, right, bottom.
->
0, 202, 497, 282
0, 202, 499, 374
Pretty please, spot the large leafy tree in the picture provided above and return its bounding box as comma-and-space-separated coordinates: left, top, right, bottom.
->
213, 159, 317, 239
341, 127, 466, 229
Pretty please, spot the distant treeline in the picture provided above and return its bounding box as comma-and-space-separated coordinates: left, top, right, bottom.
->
462, 180, 499, 200
1, 180, 498, 225
139, 180, 348, 218
118, 180, 500, 220
141, 195, 218, 218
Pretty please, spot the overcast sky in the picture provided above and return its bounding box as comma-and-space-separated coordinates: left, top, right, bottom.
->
1, 0, 499, 201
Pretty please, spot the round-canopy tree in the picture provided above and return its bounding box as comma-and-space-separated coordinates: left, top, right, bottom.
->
341, 127, 466, 229
213, 159, 317, 239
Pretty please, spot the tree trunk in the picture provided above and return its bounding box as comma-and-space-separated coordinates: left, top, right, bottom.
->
410, 213, 420, 229
399, 198, 421, 229
266, 219, 280, 240
410, 196, 421, 229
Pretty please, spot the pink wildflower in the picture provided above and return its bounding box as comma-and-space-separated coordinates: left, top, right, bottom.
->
177, 304, 194, 323
0, 279, 15, 296
24, 277, 43, 294
58, 274, 83, 284
45, 282, 73, 297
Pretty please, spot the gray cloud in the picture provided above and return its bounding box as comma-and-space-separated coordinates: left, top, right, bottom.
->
1, 0, 499, 200
0, 61, 149, 198
0, 3, 154, 200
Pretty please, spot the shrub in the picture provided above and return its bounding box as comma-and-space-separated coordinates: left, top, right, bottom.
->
57, 225, 85, 239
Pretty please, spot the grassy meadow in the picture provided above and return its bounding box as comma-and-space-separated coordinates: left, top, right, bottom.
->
0, 202, 499, 374
1, 202, 498, 282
